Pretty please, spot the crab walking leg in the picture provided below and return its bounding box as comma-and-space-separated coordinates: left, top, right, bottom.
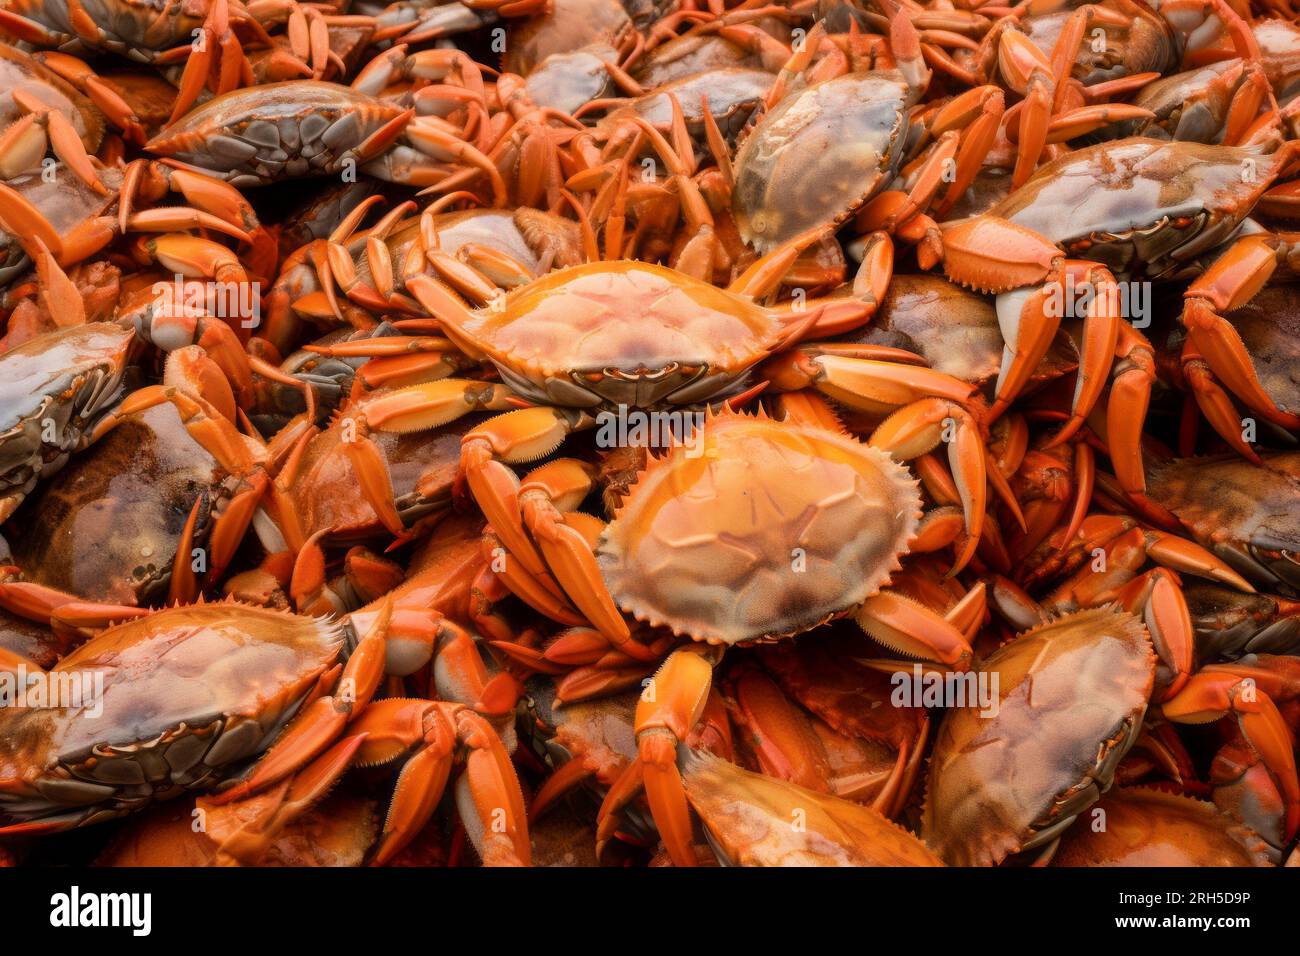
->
597, 649, 715, 867
456, 407, 596, 589
332, 379, 521, 536
1104, 323, 1160, 501
1180, 232, 1300, 453
207, 734, 368, 866
868, 398, 986, 574
350, 699, 531, 866
0, 568, 147, 640
1163, 668, 1300, 841
941, 215, 1127, 432
515, 459, 640, 648
481, 528, 588, 627
211, 603, 392, 804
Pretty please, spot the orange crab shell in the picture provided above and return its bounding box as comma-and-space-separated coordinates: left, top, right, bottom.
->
922, 607, 1156, 866
1051, 788, 1274, 867
441, 260, 792, 408
594, 408, 922, 645
681, 750, 944, 866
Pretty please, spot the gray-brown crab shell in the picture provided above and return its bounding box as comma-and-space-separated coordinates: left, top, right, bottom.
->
594, 409, 922, 645
731, 71, 914, 253
1146, 451, 1300, 596
922, 607, 1155, 866
0, 604, 344, 830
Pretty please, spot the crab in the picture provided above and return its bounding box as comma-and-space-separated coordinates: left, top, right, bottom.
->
144, 47, 498, 190
0, 347, 270, 616
0, 0, 357, 123
1142, 451, 1300, 595
484, 404, 991, 867
0, 603, 350, 835
0, 253, 299, 523
1168, 280, 1300, 462
939, 136, 1300, 512
922, 607, 1156, 865
726, 11, 1007, 260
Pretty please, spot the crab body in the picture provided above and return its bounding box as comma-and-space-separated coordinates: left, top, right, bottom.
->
1145, 452, 1300, 596
444, 260, 795, 408
596, 410, 920, 644
0, 604, 344, 832
922, 607, 1156, 865
0, 323, 136, 523
731, 71, 915, 252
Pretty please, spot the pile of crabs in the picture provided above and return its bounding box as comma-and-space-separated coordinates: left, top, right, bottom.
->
0, 0, 1297, 869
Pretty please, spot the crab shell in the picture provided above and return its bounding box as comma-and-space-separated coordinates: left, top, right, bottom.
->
681, 750, 944, 866
11, 401, 264, 606
1145, 451, 1300, 596
146, 82, 406, 187
989, 138, 1289, 282
0, 604, 344, 830
0, 322, 136, 523
731, 71, 916, 253
922, 607, 1155, 866
1051, 788, 1274, 866
595, 409, 921, 645
444, 261, 796, 408
2, 0, 214, 59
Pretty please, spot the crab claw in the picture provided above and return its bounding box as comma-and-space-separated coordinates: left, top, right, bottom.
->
143, 234, 248, 285
1181, 235, 1300, 441
869, 399, 986, 574
1163, 669, 1299, 841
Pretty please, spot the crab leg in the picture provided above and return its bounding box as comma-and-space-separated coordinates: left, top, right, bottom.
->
1163, 668, 1299, 841
212, 604, 391, 803
856, 591, 974, 671
457, 406, 594, 582
597, 649, 715, 867
868, 398, 986, 574
335, 379, 519, 536
352, 699, 530, 865
0, 569, 147, 638
1181, 233, 1300, 451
